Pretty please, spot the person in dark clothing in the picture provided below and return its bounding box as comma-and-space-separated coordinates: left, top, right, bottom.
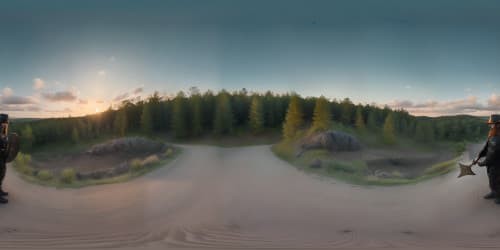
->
0, 113, 10, 204
477, 114, 500, 204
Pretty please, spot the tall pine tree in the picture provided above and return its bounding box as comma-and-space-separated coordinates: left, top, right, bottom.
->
213, 91, 234, 135
355, 106, 366, 132
249, 95, 264, 134
310, 96, 331, 133
140, 102, 153, 136
382, 112, 396, 145
172, 91, 189, 138
113, 109, 128, 136
283, 95, 304, 140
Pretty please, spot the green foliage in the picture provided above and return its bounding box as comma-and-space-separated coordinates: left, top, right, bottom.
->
14, 152, 32, 169
60, 168, 76, 184
414, 120, 435, 143
37, 170, 53, 181
190, 92, 203, 137
113, 109, 127, 136
213, 91, 234, 135
172, 91, 189, 138
249, 95, 265, 134
283, 95, 304, 140
355, 106, 366, 132
423, 159, 457, 176
140, 102, 153, 136
14, 152, 34, 176
164, 147, 174, 157
366, 108, 378, 131
71, 127, 80, 144
383, 112, 396, 145
8, 88, 488, 151
310, 96, 332, 133
130, 158, 143, 172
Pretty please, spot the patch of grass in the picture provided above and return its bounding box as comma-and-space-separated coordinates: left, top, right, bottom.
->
60, 168, 76, 184
37, 170, 53, 181
271, 139, 459, 186
12, 147, 182, 189
130, 158, 144, 172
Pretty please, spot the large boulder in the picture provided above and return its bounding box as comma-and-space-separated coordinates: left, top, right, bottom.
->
87, 137, 166, 156
298, 130, 361, 157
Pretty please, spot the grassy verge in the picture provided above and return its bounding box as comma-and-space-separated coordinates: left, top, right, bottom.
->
271, 140, 459, 186
11, 147, 182, 189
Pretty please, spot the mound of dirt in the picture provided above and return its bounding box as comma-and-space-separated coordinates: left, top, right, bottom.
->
87, 137, 166, 156
298, 130, 361, 157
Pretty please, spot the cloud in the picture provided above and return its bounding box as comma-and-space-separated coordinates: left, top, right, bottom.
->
2, 87, 13, 97
488, 93, 500, 107
98, 70, 106, 76
113, 92, 130, 102
109, 56, 116, 62
42, 91, 77, 102
0, 104, 41, 112
33, 78, 45, 90
133, 87, 143, 94
385, 95, 500, 117
0, 95, 37, 105
78, 99, 88, 105
96, 100, 105, 104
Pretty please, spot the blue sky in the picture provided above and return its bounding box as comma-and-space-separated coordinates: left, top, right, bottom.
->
1, 0, 500, 117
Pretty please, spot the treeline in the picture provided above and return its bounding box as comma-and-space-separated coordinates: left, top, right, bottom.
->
10, 88, 489, 151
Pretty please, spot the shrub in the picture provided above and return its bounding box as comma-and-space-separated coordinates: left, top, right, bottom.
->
164, 148, 174, 157
38, 170, 53, 181
130, 158, 143, 172
60, 168, 76, 184
14, 152, 32, 169
142, 155, 160, 166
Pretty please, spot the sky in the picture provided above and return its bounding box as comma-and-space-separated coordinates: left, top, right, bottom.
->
1, 0, 500, 118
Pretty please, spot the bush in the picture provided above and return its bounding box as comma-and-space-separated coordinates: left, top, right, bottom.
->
38, 170, 53, 181
14, 152, 32, 169
130, 158, 143, 172
142, 155, 160, 166
164, 148, 174, 157
60, 168, 76, 184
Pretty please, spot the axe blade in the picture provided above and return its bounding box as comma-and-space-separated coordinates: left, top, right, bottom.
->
458, 162, 476, 178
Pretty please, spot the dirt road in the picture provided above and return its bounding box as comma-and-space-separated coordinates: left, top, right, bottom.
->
0, 144, 498, 250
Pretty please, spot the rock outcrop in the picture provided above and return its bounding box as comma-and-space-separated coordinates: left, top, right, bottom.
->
298, 130, 361, 157
87, 137, 166, 156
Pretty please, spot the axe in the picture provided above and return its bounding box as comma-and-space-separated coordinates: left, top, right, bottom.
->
458, 157, 480, 178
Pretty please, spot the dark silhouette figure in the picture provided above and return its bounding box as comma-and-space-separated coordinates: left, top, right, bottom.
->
478, 114, 500, 204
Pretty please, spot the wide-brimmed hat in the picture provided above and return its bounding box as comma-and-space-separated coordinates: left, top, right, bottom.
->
0, 114, 8, 124
487, 114, 500, 124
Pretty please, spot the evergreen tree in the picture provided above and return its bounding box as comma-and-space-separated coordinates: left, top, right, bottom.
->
415, 120, 435, 143
21, 125, 34, 152
249, 95, 265, 134
283, 95, 304, 140
113, 110, 127, 136
71, 127, 79, 144
213, 91, 234, 135
340, 98, 354, 126
140, 102, 153, 136
355, 106, 366, 132
172, 91, 189, 138
190, 93, 203, 137
382, 112, 396, 145
310, 96, 331, 133
367, 108, 378, 131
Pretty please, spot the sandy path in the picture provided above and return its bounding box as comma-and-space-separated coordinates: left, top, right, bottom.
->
0, 144, 499, 250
